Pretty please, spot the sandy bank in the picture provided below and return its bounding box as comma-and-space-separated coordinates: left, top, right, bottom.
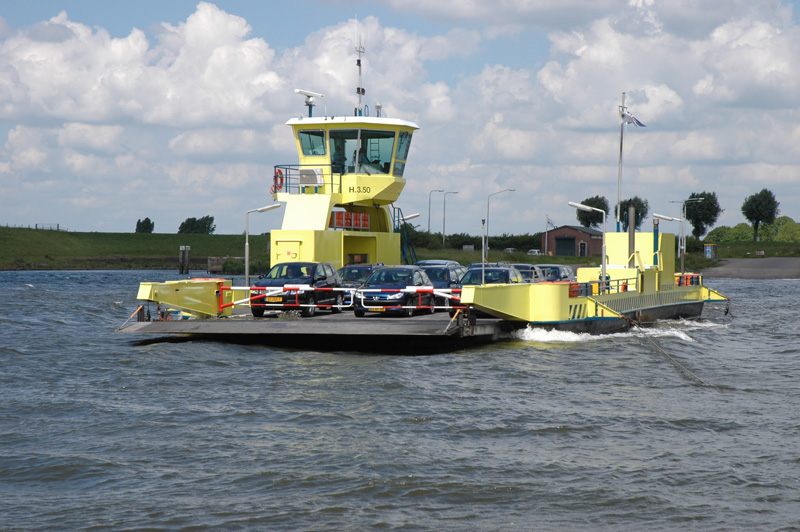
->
700, 257, 800, 279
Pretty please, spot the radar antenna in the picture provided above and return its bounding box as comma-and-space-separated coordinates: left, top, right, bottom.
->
294, 89, 324, 117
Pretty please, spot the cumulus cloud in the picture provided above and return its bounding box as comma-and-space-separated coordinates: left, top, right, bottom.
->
1, 1, 799, 233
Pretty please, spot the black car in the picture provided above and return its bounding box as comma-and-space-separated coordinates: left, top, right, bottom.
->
353, 266, 435, 317
251, 261, 343, 317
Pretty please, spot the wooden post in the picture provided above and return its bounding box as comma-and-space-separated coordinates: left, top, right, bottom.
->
179, 245, 191, 274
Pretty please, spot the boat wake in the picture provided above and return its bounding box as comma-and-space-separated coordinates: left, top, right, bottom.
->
513, 318, 728, 344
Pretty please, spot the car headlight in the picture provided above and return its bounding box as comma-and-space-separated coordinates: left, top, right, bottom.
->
387, 291, 405, 300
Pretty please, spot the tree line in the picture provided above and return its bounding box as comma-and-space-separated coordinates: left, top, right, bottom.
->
573, 188, 781, 243
135, 215, 216, 234
132, 188, 784, 245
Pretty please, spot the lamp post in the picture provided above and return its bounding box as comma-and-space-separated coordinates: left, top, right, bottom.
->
486, 188, 515, 252
653, 213, 681, 270
569, 201, 606, 291
670, 197, 703, 275
245, 204, 281, 286
427, 189, 444, 233
442, 191, 458, 249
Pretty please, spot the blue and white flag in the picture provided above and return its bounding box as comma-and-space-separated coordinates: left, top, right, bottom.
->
620, 110, 646, 127
546, 216, 556, 228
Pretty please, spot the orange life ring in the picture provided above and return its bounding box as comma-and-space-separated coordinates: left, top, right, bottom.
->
273, 169, 284, 191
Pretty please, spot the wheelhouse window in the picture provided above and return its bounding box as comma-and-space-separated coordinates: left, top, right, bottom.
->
298, 130, 326, 156
393, 131, 413, 177
329, 129, 359, 174
358, 130, 395, 175
329, 129, 397, 175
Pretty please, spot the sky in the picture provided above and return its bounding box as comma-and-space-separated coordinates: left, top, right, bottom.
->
1, 0, 799, 238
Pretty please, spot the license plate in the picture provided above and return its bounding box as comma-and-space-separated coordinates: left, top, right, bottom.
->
265, 296, 282, 302
368, 307, 386, 312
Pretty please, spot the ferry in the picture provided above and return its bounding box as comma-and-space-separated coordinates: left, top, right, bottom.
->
119, 44, 726, 344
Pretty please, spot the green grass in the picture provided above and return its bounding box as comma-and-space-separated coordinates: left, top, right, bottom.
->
3, 226, 798, 271
0, 227, 269, 270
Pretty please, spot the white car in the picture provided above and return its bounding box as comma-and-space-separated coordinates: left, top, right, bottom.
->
526, 249, 542, 256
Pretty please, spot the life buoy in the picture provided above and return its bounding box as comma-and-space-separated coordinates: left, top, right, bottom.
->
273, 169, 284, 192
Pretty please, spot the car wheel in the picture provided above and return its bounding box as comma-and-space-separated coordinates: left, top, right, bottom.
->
354, 308, 365, 317
331, 293, 343, 314
301, 294, 316, 317
251, 306, 264, 318
426, 295, 435, 314
402, 303, 414, 318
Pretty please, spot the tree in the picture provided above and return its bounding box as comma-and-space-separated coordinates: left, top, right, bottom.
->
741, 189, 779, 242
759, 215, 794, 242
178, 215, 216, 234
575, 195, 609, 229
775, 220, 800, 243
135, 217, 154, 233
615, 196, 649, 230
684, 191, 722, 239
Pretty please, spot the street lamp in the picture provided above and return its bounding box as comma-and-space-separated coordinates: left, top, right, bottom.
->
245, 203, 281, 286
653, 213, 681, 270
486, 188, 515, 252
569, 201, 606, 291
670, 198, 704, 275
427, 189, 444, 233
442, 191, 458, 248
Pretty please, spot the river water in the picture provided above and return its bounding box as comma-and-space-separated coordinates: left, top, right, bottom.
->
1, 270, 798, 531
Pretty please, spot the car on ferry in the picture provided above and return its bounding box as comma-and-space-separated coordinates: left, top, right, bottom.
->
414, 259, 462, 267
536, 263, 575, 281
533, 264, 561, 282
251, 261, 343, 318
512, 263, 538, 283
449, 266, 524, 317
337, 263, 385, 304
418, 263, 465, 310
353, 265, 435, 317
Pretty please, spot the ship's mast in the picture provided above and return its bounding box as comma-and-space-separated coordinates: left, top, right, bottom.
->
355, 21, 366, 116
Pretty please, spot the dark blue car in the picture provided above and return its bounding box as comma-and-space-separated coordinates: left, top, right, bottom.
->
419, 264, 464, 311
353, 266, 435, 317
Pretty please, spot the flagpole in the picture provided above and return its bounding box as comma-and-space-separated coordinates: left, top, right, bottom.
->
617, 92, 626, 233
544, 216, 549, 255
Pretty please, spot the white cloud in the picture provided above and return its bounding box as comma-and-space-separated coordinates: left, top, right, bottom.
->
1, 1, 800, 234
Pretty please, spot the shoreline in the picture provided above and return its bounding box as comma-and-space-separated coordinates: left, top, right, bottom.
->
700, 257, 800, 279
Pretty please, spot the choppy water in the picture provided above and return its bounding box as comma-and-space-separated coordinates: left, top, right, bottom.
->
1, 270, 799, 531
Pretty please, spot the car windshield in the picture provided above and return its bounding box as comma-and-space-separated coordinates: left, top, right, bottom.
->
539, 267, 559, 281
461, 269, 508, 285
423, 267, 448, 282
367, 269, 412, 285
340, 268, 369, 282
264, 263, 313, 279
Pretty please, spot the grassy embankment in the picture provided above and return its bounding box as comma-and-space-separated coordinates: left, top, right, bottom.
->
0, 226, 269, 272
3, 226, 797, 272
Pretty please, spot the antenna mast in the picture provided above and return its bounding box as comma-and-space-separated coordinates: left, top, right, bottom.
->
355, 19, 366, 116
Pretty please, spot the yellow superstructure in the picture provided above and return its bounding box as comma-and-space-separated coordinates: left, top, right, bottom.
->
269, 116, 418, 269
461, 228, 726, 331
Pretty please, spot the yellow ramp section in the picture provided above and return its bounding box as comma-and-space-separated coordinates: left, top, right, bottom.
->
137, 278, 236, 318
461, 283, 575, 322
